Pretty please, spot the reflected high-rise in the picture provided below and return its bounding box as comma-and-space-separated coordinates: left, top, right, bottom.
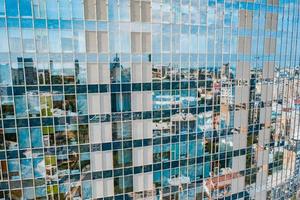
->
0, 0, 300, 199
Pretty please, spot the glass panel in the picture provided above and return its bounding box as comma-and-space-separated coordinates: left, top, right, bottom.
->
20, 0, 32, 16
77, 94, 87, 115
18, 128, 31, 149
0, 0, 5, 16
108, 0, 118, 21
35, 29, 48, 52
1, 96, 15, 118
15, 96, 27, 118
5, 128, 18, 150
72, 0, 83, 19
61, 30, 73, 52
0, 29, 9, 52
122, 93, 131, 112
0, 63, 11, 85
73, 30, 85, 53
31, 128, 43, 148
33, 0, 46, 18
59, 0, 71, 19
6, 0, 18, 16
33, 158, 45, 178
46, 0, 58, 19
48, 30, 61, 52
21, 159, 33, 179
8, 159, 20, 180
8, 29, 22, 52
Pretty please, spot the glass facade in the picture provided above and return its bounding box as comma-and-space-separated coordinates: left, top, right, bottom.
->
0, 0, 300, 199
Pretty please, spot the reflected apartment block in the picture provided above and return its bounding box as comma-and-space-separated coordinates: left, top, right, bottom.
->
0, 0, 300, 200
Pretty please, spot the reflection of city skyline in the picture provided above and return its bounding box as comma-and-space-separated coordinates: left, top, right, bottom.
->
1, 0, 300, 199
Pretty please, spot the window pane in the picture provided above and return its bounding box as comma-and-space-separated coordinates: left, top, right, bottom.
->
6, 0, 18, 16
15, 96, 27, 118
73, 30, 86, 53
108, 0, 118, 21
22, 29, 35, 52
5, 128, 18, 150
35, 29, 48, 52
122, 93, 131, 112
0, 29, 9, 52
27, 95, 40, 117
8, 29, 22, 52
61, 30, 73, 52
72, 0, 83, 19
59, 0, 71, 19
21, 159, 33, 179
46, 0, 58, 19
0, 0, 5, 16
48, 30, 61, 52
33, 0, 47, 18
20, 0, 32, 16
111, 93, 121, 112
0, 63, 11, 85
77, 94, 88, 115
18, 128, 30, 149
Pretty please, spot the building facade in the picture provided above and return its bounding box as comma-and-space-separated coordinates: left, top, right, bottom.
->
0, 0, 300, 199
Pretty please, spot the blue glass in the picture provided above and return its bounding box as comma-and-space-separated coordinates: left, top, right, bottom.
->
33, 158, 45, 178
20, 0, 32, 16
60, 20, 71, 29
0, 63, 11, 83
72, 0, 83, 19
18, 128, 30, 149
34, 19, 46, 28
7, 18, 19, 27
21, 19, 33, 28
21, 159, 33, 179
0, 0, 4, 16
6, 0, 18, 16
15, 96, 27, 118
47, 19, 59, 29
8, 159, 20, 179
82, 181, 92, 199
59, 0, 71, 19
31, 128, 43, 148
35, 186, 46, 198
77, 94, 88, 115
108, 0, 119, 21
46, 0, 58, 19
23, 188, 35, 199
0, 18, 4, 27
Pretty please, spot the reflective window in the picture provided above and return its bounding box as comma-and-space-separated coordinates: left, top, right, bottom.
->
22, 29, 35, 52
111, 93, 131, 112
21, 159, 33, 179
6, 0, 18, 16
48, 30, 61, 52
0, 29, 9, 52
108, 0, 119, 21
8, 28, 22, 52
15, 95, 27, 118
61, 30, 73, 52
31, 128, 43, 148
0, 63, 11, 85
46, 0, 58, 19
72, 0, 83, 19
8, 159, 20, 180
18, 128, 31, 149
33, 0, 46, 18
20, 0, 32, 16
59, 0, 71, 19
0, 0, 4, 16
35, 29, 48, 52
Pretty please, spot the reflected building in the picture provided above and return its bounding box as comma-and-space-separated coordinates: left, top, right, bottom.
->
0, 1, 300, 200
